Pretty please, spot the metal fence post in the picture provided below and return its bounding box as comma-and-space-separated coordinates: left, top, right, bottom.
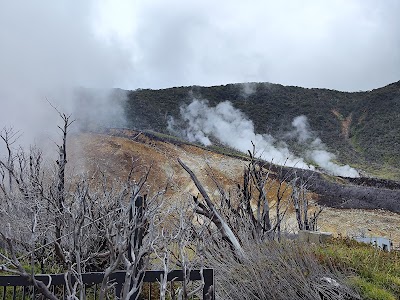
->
203, 269, 215, 300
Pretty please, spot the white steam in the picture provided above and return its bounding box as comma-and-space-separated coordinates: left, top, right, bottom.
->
169, 99, 311, 169
0, 1, 131, 146
290, 116, 359, 177
240, 82, 257, 98
290, 115, 312, 142
69, 88, 127, 132
169, 99, 359, 177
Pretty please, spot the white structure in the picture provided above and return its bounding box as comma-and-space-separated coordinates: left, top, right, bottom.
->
354, 236, 393, 251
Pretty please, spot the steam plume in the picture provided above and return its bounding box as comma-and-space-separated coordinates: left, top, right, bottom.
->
169, 99, 359, 177
168, 99, 311, 169
290, 116, 359, 177
240, 82, 257, 98
0, 1, 131, 146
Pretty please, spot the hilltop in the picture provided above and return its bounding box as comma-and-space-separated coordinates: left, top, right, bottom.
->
123, 80, 400, 180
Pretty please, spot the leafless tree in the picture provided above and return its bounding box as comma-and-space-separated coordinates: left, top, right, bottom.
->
0, 136, 56, 298
0, 112, 350, 300
151, 199, 212, 300
291, 171, 323, 231
54, 112, 74, 245
0, 127, 20, 191
177, 147, 357, 300
178, 158, 245, 260
0, 114, 164, 299
178, 143, 294, 257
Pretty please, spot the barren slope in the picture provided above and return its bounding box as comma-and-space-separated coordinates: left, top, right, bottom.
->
68, 130, 400, 247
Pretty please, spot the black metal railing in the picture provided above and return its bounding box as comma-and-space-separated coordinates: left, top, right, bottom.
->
0, 269, 214, 299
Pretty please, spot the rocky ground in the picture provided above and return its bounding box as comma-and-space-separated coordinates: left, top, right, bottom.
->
67, 129, 400, 248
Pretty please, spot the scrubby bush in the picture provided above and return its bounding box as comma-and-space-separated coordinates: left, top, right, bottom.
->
204, 239, 360, 300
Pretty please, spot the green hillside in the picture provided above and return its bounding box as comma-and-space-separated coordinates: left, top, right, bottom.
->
123, 81, 400, 180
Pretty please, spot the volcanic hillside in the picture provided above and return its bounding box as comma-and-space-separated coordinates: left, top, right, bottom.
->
122, 80, 400, 180
68, 129, 400, 247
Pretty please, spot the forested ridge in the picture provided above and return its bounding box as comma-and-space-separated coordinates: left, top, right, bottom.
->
124, 80, 400, 179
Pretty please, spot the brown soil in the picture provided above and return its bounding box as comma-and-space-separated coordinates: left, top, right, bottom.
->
331, 109, 352, 139
67, 130, 400, 247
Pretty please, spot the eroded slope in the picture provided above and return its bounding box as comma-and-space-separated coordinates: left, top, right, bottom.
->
68, 130, 400, 246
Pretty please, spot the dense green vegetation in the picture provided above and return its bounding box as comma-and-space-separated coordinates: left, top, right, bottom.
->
316, 238, 400, 300
123, 81, 400, 180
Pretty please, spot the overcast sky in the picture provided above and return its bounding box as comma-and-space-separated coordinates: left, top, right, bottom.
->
0, 0, 399, 141
1, 0, 399, 92
96, 0, 400, 91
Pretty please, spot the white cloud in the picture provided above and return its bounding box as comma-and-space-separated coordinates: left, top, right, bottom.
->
96, 0, 400, 91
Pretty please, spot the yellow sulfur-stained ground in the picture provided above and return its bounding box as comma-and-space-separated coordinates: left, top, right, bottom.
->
66, 130, 400, 248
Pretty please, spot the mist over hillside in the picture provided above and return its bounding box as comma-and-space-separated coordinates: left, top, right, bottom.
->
123, 80, 400, 180
167, 99, 359, 177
